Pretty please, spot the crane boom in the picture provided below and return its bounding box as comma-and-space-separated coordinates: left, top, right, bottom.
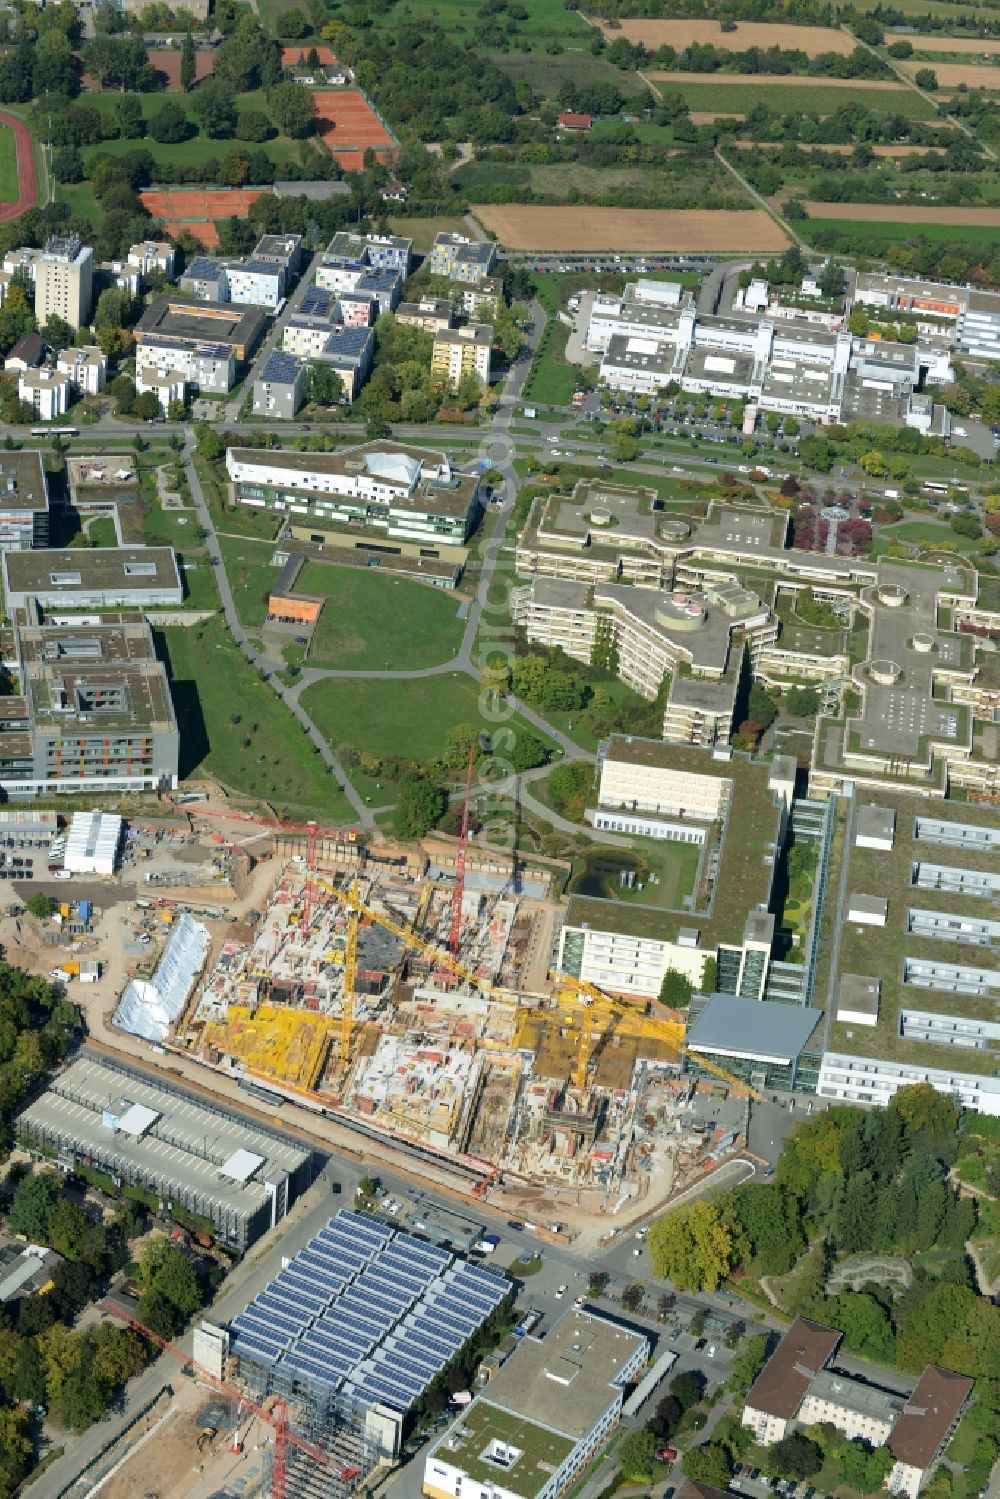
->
103, 1301, 359, 1497
341, 878, 359, 1064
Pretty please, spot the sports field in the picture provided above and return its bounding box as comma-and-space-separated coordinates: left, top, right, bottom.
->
297, 564, 465, 671
0, 120, 19, 205
148, 48, 215, 88
803, 201, 1000, 226
313, 89, 395, 168
898, 58, 1000, 86
140, 187, 272, 246
600, 18, 857, 52
472, 204, 788, 250
649, 74, 933, 114
282, 44, 337, 65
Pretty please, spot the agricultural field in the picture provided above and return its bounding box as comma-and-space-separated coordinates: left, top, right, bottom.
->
296, 564, 466, 671
471, 204, 788, 250
596, 18, 858, 52
802, 201, 1000, 225
897, 58, 1000, 85
648, 73, 934, 115
904, 34, 1000, 52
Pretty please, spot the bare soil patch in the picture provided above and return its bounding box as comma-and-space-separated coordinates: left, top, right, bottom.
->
803, 200, 1000, 224
470, 204, 789, 250
908, 33, 1000, 52
596, 18, 857, 52
899, 58, 1000, 85
649, 69, 907, 87
742, 140, 947, 155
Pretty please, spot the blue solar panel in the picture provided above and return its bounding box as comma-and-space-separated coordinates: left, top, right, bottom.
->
372, 1267, 428, 1298
381, 1253, 436, 1283
239, 1310, 298, 1342
383, 1351, 440, 1385
353, 1375, 413, 1411
256, 1293, 313, 1324
337, 1294, 395, 1324
282, 1352, 342, 1387
433, 1297, 480, 1325
393, 1233, 450, 1265
405, 1324, 460, 1360
275, 1274, 330, 1308
394, 1340, 446, 1372
234, 1333, 284, 1363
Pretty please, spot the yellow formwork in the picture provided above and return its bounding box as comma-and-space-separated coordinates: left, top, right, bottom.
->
201, 1002, 334, 1091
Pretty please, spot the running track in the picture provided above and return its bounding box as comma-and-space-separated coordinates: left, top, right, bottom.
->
0, 112, 37, 223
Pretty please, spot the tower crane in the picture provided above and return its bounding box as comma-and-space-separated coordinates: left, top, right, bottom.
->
103, 1301, 361, 1499
448, 743, 477, 959
341, 878, 359, 1064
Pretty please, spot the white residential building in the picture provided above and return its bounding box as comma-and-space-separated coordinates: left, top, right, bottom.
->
56, 346, 106, 397
18, 369, 70, 421
135, 368, 186, 413
35, 234, 93, 329
128, 241, 176, 278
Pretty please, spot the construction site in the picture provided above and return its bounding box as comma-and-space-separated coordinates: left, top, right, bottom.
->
135, 804, 750, 1214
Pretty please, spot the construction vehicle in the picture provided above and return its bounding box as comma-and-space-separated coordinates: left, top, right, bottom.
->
104, 1301, 362, 1499
196, 1425, 218, 1452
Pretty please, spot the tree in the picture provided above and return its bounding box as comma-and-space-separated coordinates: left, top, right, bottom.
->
305, 362, 345, 406
671, 1369, 706, 1412
81, 36, 151, 91
180, 31, 196, 92
394, 774, 446, 839
770, 1433, 823, 1481
545, 762, 593, 821
26, 892, 54, 920
659, 970, 694, 1007
47, 1197, 89, 1260
267, 80, 315, 138
748, 682, 779, 731
915, 68, 938, 90
276, 8, 310, 36
150, 101, 188, 144
52, 145, 84, 184
951, 513, 981, 540
617, 1430, 663, 1484
509, 733, 549, 773
236, 108, 274, 142
835, 1441, 894, 1494
8, 1169, 60, 1240
829, 1292, 894, 1363
683, 1442, 732, 1488
94, 287, 136, 332
648, 1199, 733, 1291
134, 391, 161, 421
727, 1334, 768, 1395
192, 77, 237, 138
786, 686, 820, 717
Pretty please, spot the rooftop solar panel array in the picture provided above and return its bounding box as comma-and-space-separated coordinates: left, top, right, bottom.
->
229, 1209, 510, 1416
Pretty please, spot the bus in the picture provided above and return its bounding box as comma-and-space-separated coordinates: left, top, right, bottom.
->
31, 426, 78, 437
923, 481, 949, 494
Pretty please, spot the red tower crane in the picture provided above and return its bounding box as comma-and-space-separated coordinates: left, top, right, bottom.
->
448, 744, 477, 958
103, 1301, 360, 1499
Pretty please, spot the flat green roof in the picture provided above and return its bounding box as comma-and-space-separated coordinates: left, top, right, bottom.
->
432, 1401, 575, 1499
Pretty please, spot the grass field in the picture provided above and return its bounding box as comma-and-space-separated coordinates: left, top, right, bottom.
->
78, 89, 307, 172
218, 535, 280, 629
806, 215, 1000, 244
0, 120, 19, 205
492, 51, 651, 99
159, 617, 355, 821
87, 517, 118, 547
300, 672, 555, 769
472, 204, 787, 250
649, 76, 933, 115
296, 564, 465, 670
456, 159, 740, 207
389, 0, 590, 41
879, 519, 985, 554
387, 215, 471, 252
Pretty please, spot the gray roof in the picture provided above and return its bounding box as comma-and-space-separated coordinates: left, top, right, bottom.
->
686, 994, 820, 1063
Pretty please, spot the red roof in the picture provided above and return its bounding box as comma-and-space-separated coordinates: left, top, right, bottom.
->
557, 112, 592, 129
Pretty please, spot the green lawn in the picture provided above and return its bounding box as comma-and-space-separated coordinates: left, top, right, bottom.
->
390, 0, 590, 42
492, 51, 652, 98
219, 534, 281, 629
663, 80, 935, 115
881, 518, 985, 553
300, 672, 558, 768
158, 617, 356, 821
297, 564, 466, 671
0, 119, 19, 205
197, 456, 284, 540
86, 517, 118, 547
807, 216, 999, 245
78, 88, 309, 172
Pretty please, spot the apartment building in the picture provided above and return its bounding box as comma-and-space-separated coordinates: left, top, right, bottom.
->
0, 452, 49, 551
431, 325, 492, 388
396, 298, 454, 335
135, 298, 266, 393
314, 326, 375, 400
179, 257, 229, 301
424, 1312, 648, 1499
35, 235, 93, 329
315, 232, 412, 296
18, 369, 71, 421
428, 233, 497, 285
137, 370, 186, 414
252, 350, 305, 420
457, 276, 503, 318
225, 441, 481, 548
56, 346, 107, 397
2, 547, 183, 610
743, 1318, 971, 1498
283, 285, 342, 357
127, 241, 176, 278
0, 612, 178, 797
226, 257, 287, 310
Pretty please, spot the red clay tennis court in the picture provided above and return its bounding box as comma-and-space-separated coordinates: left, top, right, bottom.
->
282, 44, 337, 66
140, 187, 272, 247
312, 89, 394, 170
